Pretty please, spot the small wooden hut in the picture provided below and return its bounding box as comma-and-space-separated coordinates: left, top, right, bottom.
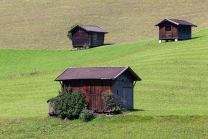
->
155, 19, 197, 43
54, 66, 141, 112
68, 25, 108, 48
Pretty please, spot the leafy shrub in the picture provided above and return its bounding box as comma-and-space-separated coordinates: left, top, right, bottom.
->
79, 107, 94, 122
67, 24, 77, 41
51, 87, 87, 120
102, 92, 123, 114
67, 31, 72, 41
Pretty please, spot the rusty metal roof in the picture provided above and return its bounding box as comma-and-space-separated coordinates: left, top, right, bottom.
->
55, 66, 141, 81
69, 25, 108, 33
155, 19, 197, 27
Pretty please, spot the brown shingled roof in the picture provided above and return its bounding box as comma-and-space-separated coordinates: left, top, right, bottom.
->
55, 66, 141, 81
69, 25, 108, 33
155, 19, 197, 27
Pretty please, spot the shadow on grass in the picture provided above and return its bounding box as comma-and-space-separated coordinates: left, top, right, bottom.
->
88, 43, 115, 49
191, 36, 202, 40
180, 36, 202, 41
162, 36, 202, 43
128, 109, 145, 112
103, 43, 115, 46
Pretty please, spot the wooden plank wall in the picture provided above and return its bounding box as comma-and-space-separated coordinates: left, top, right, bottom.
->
72, 29, 89, 47
112, 71, 134, 109
63, 79, 112, 112
178, 26, 191, 40
159, 22, 178, 40
90, 33, 105, 47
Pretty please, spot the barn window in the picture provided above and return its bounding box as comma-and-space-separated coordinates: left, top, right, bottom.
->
165, 26, 171, 31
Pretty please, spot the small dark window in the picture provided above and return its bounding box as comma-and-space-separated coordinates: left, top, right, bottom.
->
165, 26, 171, 31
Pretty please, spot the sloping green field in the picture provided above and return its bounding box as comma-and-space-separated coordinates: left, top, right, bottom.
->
1, 29, 208, 118
0, 29, 208, 138
0, 0, 208, 138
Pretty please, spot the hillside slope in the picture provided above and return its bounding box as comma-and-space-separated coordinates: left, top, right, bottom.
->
0, 28, 208, 117
0, 0, 208, 49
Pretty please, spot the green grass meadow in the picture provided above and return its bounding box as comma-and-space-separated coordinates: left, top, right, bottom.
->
1, 116, 208, 138
1, 29, 208, 138
1, 0, 208, 138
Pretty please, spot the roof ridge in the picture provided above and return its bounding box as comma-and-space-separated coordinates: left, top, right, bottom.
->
155, 18, 197, 27
113, 66, 129, 79
67, 66, 128, 68
165, 18, 179, 25
54, 66, 141, 81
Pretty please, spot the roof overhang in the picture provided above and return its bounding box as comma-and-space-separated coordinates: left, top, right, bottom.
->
54, 66, 141, 82
155, 18, 197, 27
69, 25, 108, 33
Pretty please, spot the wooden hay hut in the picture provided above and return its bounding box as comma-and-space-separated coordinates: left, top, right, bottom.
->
54, 66, 141, 112
155, 19, 197, 43
68, 25, 108, 48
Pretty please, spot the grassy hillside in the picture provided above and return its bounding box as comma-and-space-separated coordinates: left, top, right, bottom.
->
0, 29, 208, 138
1, 0, 208, 49
1, 28, 208, 118
1, 116, 208, 138
1, 0, 208, 138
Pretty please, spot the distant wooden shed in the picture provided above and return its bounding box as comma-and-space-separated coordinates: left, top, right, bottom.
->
68, 25, 108, 48
54, 66, 141, 112
155, 19, 197, 43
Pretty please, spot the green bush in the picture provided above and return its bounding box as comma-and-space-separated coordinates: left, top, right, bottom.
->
67, 24, 77, 41
51, 87, 87, 120
102, 92, 123, 114
67, 32, 72, 41
79, 107, 94, 122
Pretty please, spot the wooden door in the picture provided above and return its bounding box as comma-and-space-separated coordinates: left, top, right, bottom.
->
122, 87, 133, 109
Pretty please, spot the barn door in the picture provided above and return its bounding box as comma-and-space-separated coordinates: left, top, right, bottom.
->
122, 87, 133, 109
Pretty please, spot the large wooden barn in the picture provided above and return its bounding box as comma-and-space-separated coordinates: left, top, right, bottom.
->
54, 66, 141, 112
155, 19, 197, 43
68, 25, 108, 48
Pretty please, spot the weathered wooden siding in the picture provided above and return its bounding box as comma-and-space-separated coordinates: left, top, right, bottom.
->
112, 71, 134, 109
90, 33, 105, 47
71, 28, 105, 48
178, 25, 191, 40
158, 22, 192, 41
62, 74, 134, 111
159, 22, 178, 40
72, 28, 89, 47
62, 79, 112, 112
